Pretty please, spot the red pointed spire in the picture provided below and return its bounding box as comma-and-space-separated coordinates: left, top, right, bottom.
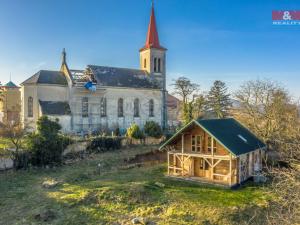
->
140, 3, 165, 51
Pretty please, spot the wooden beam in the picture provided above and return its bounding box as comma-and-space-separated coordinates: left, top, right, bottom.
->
175, 155, 183, 163
229, 154, 232, 186
169, 152, 231, 160
167, 151, 170, 175
173, 154, 176, 174
181, 134, 184, 176
181, 134, 184, 154
203, 157, 212, 167
212, 159, 222, 168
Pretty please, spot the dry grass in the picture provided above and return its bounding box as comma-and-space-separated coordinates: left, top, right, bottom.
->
0, 146, 271, 225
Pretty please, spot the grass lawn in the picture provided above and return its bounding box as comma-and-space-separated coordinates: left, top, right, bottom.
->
0, 146, 271, 225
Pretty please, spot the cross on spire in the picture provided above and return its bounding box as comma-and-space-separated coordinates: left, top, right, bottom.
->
62, 48, 66, 64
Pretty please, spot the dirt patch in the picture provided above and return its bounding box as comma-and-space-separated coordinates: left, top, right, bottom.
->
125, 149, 166, 164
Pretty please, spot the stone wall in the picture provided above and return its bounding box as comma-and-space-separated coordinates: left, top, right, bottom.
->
0, 158, 13, 170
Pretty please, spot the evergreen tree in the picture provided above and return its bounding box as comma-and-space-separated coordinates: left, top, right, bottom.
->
193, 94, 207, 119
207, 80, 231, 118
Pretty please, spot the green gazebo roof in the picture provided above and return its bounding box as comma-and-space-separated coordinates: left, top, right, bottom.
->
4, 81, 18, 88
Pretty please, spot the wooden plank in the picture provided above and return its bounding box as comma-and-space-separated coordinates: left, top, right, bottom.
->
213, 173, 229, 177
168, 166, 183, 170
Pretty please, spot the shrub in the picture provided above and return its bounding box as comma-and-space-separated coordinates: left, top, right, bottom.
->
114, 127, 120, 137
126, 124, 144, 139
87, 137, 122, 153
25, 116, 68, 167
12, 150, 31, 170
144, 121, 163, 138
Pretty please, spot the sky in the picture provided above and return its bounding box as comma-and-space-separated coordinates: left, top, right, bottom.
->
0, 0, 299, 98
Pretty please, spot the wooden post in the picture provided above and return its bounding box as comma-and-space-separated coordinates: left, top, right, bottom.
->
181, 134, 184, 154
229, 154, 232, 186
181, 134, 184, 176
173, 154, 176, 174
211, 158, 214, 181
167, 151, 170, 175
212, 138, 214, 156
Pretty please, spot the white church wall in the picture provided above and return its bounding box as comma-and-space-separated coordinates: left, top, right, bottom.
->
21, 84, 69, 130
47, 115, 72, 133
37, 85, 69, 101
21, 85, 38, 129
69, 86, 162, 133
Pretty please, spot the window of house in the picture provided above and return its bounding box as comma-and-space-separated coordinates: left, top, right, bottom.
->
118, 98, 123, 117
238, 134, 247, 143
134, 98, 139, 117
158, 58, 161, 72
191, 135, 201, 152
144, 58, 147, 68
82, 97, 88, 118
149, 99, 154, 117
100, 97, 106, 117
207, 136, 217, 153
154, 57, 157, 72
28, 96, 33, 118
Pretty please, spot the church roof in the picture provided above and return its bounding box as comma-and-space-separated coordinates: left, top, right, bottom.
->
140, 4, 166, 51
21, 70, 68, 86
39, 100, 71, 115
87, 65, 161, 89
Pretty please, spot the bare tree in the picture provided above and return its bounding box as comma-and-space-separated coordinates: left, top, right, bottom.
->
0, 120, 25, 152
171, 77, 199, 124
235, 80, 300, 143
234, 79, 300, 225
265, 167, 300, 225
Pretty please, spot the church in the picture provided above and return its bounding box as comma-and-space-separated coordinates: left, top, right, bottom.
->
21, 4, 168, 134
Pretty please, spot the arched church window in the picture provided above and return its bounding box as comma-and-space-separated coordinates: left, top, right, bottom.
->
144, 58, 147, 68
118, 98, 124, 117
154, 58, 157, 72
100, 97, 106, 117
28, 96, 33, 118
134, 98, 139, 117
158, 58, 161, 72
82, 97, 89, 118
149, 99, 154, 117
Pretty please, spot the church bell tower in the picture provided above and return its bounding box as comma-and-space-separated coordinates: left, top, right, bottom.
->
140, 3, 167, 78
140, 3, 168, 130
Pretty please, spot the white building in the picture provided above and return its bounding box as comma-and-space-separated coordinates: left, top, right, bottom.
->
21, 4, 168, 134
